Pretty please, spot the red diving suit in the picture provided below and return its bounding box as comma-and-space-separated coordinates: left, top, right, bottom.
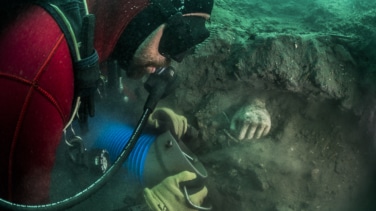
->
0, 0, 148, 204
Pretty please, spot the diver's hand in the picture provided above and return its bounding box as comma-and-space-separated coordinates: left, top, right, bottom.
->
230, 98, 271, 140
148, 107, 188, 139
144, 171, 208, 211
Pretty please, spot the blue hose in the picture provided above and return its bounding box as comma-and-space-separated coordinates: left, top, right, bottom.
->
93, 122, 156, 185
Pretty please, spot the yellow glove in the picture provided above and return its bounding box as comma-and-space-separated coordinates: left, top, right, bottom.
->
148, 107, 188, 139
144, 171, 208, 211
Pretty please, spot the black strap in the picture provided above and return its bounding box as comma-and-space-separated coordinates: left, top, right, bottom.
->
80, 13, 95, 57
36, 0, 84, 61
36, 0, 99, 91
150, 0, 179, 19
36, 0, 100, 131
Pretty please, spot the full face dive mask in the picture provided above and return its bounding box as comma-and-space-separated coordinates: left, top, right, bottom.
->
158, 13, 210, 62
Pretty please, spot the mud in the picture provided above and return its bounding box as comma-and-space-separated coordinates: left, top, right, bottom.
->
165, 0, 376, 210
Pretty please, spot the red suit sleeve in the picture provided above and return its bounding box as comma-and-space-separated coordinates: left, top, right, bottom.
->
0, 5, 74, 204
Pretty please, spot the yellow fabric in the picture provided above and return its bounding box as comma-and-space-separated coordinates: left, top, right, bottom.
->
148, 107, 188, 139
144, 171, 208, 211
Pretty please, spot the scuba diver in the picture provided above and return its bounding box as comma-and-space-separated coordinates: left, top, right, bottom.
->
0, 0, 214, 210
